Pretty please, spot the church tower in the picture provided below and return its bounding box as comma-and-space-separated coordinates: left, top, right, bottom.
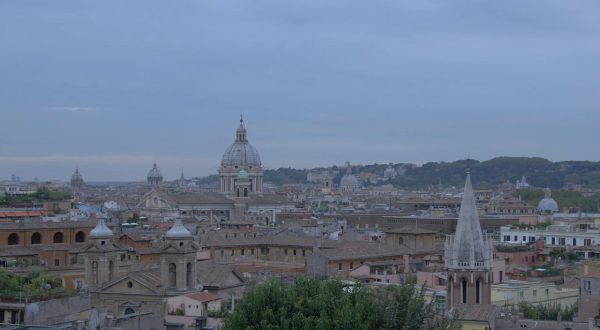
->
83, 219, 123, 289
444, 171, 493, 309
160, 219, 198, 291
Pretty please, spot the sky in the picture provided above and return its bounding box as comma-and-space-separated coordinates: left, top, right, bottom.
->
1, 0, 599, 181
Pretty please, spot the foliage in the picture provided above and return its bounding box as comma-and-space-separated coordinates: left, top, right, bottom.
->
0, 188, 71, 206
496, 245, 531, 253
0, 270, 71, 300
549, 248, 580, 263
518, 301, 578, 321
264, 168, 309, 185
223, 277, 457, 330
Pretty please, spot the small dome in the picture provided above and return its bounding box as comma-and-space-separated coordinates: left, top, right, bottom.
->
70, 168, 84, 187
538, 187, 559, 213
166, 218, 192, 239
147, 163, 163, 185
221, 118, 261, 168
340, 174, 359, 188
90, 219, 113, 238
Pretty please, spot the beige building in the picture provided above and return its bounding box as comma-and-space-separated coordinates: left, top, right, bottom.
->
491, 280, 578, 308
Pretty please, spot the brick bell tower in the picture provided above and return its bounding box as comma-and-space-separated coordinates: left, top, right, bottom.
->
444, 171, 493, 309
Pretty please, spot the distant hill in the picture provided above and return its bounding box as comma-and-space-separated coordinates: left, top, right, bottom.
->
262, 157, 600, 189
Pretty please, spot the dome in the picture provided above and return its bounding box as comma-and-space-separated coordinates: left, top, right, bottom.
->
221, 117, 261, 168
340, 174, 359, 188
166, 218, 192, 239
70, 168, 84, 187
538, 187, 559, 213
90, 219, 113, 238
147, 163, 163, 184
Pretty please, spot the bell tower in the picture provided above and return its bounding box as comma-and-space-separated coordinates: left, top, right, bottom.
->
444, 171, 493, 309
160, 219, 198, 291
83, 219, 122, 289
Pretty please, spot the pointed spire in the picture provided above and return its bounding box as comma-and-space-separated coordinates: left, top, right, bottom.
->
445, 170, 491, 269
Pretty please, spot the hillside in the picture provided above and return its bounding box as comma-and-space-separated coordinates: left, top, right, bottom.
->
262, 157, 600, 189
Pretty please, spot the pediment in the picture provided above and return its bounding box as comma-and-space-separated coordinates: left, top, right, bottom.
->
98, 274, 160, 295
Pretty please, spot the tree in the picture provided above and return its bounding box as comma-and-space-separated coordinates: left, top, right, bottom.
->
223, 277, 456, 330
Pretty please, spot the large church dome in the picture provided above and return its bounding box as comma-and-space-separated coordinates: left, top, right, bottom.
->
340, 174, 359, 188
70, 168, 84, 188
538, 187, 559, 213
147, 162, 163, 185
221, 117, 261, 167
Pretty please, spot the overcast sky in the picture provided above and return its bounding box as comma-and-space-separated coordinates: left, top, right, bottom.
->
1, 0, 599, 181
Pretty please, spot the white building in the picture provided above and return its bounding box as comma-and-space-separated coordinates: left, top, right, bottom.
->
500, 225, 600, 248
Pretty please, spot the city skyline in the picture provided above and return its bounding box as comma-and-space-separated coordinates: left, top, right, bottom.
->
2, 0, 600, 180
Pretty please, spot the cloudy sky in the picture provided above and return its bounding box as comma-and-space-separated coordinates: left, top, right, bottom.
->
1, 0, 599, 181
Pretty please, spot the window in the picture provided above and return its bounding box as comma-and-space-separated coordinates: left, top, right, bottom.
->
572, 238, 577, 246
54, 258, 60, 267
584, 280, 591, 293
75, 231, 85, 243
519, 291, 524, 299
338, 263, 342, 271
53, 232, 64, 244
241, 249, 245, 256
251, 249, 254, 255
284, 249, 288, 255
8, 233, 19, 245
533, 289, 537, 297
476, 279, 481, 304
514, 235, 518, 242
293, 249, 297, 256
302, 249, 306, 256
350, 262, 354, 270
31, 232, 42, 245
545, 288, 549, 295
504, 235, 511, 242
522, 236, 526, 242
461, 279, 468, 304
231, 249, 234, 256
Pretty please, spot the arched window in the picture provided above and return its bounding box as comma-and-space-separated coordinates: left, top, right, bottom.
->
244, 188, 248, 197
91, 261, 98, 284
186, 262, 192, 288
8, 233, 19, 245
31, 232, 42, 245
476, 279, 482, 304
124, 308, 135, 315
75, 231, 85, 243
398, 237, 404, 245
168, 263, 176, 287
53, 232, 64, 243
108, 260, 114, 281
461, 279, 468, 304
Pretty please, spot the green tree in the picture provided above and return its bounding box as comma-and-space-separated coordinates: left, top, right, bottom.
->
223, 277, 456, 330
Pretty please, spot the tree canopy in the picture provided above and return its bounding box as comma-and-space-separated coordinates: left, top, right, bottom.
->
223, 277, 455, 330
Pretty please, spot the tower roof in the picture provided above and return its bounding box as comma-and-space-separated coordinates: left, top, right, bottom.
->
450, 172, 488, 264
90, 218, 113, 238
166, 218, 192, 239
